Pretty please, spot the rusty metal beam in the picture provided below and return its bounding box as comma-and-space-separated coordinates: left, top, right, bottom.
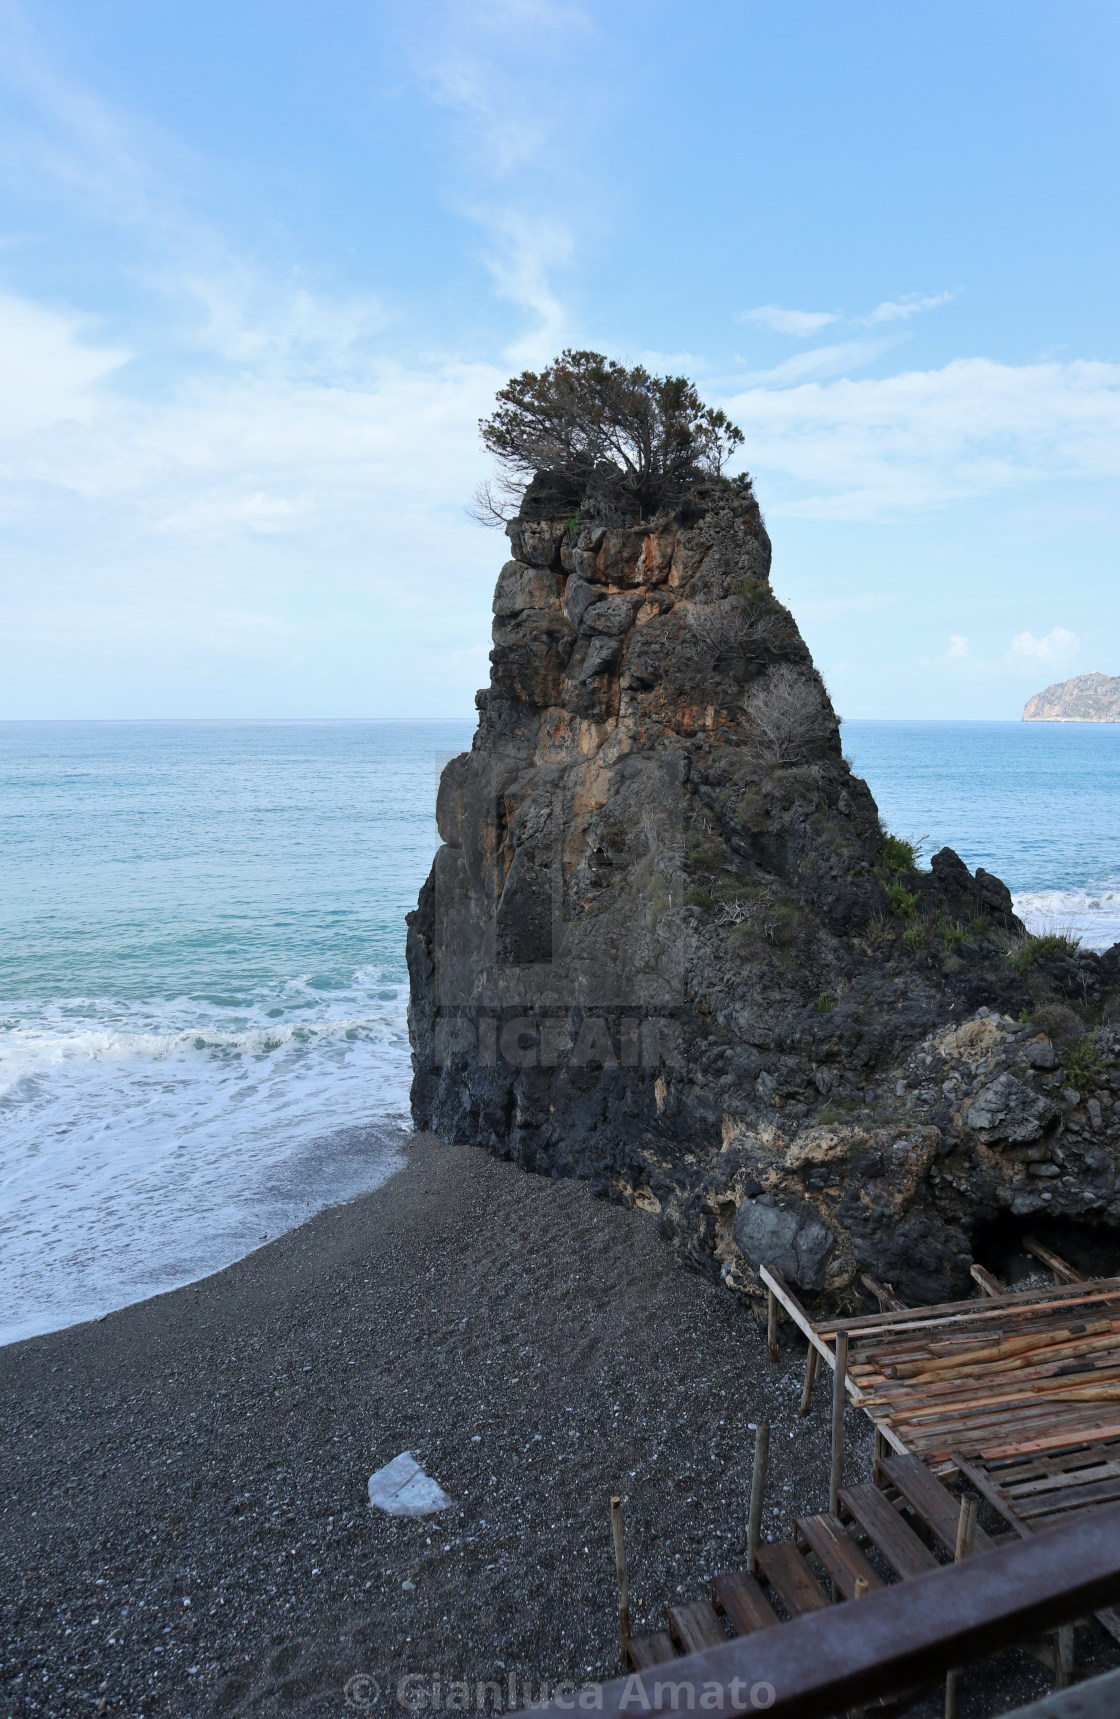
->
528, 1501, 1120, 1719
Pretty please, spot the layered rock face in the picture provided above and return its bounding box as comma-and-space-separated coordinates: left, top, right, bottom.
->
408, 486, 1120, 1309
1023, 671, 1120, 722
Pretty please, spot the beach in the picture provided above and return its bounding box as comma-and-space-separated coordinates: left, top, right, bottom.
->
5, 1134, 1112, 1719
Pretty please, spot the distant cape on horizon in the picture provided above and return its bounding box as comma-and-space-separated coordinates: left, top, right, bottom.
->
1023, 670, 1120, 722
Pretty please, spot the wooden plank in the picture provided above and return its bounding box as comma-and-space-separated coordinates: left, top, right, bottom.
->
758, 1266, 856, 1384
878, 1455, 995, 1557
813, 1274, 1120, 1332
1024, 1236, 1086, 1286
951, 1451, 1030, 1535
795, 1513, 885, 1600
1015, 1473, 1120, 1521
668, 1601, 726, 1654
625, 1632, 677, 1669
839, 1484, 939, 1581
759, 1266, 913, 1452
753, 1540, 830, 1618
989, 1665, 1120, 1718
1005, 1456, 1120, 1498
557, 1500, 1120, 1719
710, 1570, 778, 1636
971, 1263, 1003, 1296
860, 1272, 907, 1312
812, 1282, 1120, 1343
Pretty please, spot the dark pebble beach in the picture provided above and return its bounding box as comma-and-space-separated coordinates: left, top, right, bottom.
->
3, 1135, 1115, 1719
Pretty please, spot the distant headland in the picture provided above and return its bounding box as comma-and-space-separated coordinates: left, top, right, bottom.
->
1023, 670, 1120, 721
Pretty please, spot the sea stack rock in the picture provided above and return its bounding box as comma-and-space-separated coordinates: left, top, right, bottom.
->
408, 482, 1120, 1308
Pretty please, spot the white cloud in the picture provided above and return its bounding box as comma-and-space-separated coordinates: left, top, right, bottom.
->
1010, 627, 1079, 662
739, 338, 894, 386
947, 634, 969, 659
722, 357, 1120, 519
861, 291, 954, 326
737, 303, 838, 338
0, 293, 129, 436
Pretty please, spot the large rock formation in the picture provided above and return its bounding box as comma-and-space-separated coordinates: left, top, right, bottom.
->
1024, 671, 1120, 721
408, 483, 1120, 1310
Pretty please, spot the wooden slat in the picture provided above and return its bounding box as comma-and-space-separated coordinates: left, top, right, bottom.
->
753, 1540, 830, 1618
1024, 1236, 1085, 1286
878, 1455, 995, 1557
668, 1601, 726, 1654
839, 1484, 939, 1581
554, 1501, 1120, 1719
625, 1632, 677, 1669
813, 1276, 1120, 1339
795, 1513, 885, 1600
710, 1570, 778, 1635
1015, 1474, 1120, 1521
951, 1451, 1029, 1535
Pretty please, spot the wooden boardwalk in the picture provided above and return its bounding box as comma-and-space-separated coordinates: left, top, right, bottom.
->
762, 1261, 1120, 1467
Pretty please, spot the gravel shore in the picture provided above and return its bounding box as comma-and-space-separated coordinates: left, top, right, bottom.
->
3, 1135, 1113, 1718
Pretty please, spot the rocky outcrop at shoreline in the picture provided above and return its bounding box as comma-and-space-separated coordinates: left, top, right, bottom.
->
1023, 671, 1120, 721
408, 482, 1120, 1311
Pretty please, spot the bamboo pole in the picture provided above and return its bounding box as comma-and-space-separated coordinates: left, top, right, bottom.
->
748, 1422, 770, 1569
799, 1344, 819, 1416
610, 1497, 630, 1657
831, 1331, 849, 1517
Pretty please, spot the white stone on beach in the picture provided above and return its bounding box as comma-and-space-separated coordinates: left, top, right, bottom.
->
367, 1452, 452, 1517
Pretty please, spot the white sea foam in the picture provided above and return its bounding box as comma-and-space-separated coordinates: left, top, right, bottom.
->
0, 989, 413, 1345
1013, 887, 1120, 952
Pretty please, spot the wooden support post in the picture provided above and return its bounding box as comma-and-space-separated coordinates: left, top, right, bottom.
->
610, 1496, 630, 1658
767, 1285, 779, 1364
851, 1579, 869, 1719
830, 1330, 849, 1518
1056, 1623, 1075, 1689
748, 1422, 770, 1568
945, 1495, 978, 1719
799, 1343, 819, 1416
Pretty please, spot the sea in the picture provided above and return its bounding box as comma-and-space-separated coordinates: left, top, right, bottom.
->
1, 717, 1118, 1346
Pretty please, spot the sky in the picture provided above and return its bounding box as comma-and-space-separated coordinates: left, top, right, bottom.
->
0, 0, 1118, 720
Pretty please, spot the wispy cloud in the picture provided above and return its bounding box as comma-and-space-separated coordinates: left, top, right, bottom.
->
738, 338, 894, 386
723, 358, 1120, 519
861, 291, 955, 326
947, 634, 969, 659
1010, 626, 1079, 662
404, 0, 594, 356
738, 291, 952, 343
0, 292, 129, 435
737, 303, 837, 338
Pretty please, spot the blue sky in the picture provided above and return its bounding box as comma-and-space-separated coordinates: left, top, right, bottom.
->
1, 0, 1118, 719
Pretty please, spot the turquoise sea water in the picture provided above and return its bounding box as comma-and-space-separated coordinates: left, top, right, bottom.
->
842, 720, 1120, 949
0, 720, 474, 1343
1, 717, 1118, 1344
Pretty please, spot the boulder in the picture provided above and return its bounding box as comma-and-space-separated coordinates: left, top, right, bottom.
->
965, 1072, 1056, 1145
732, 1195, 835, 1291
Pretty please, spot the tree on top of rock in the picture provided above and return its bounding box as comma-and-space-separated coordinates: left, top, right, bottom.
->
475, 350, 746, 522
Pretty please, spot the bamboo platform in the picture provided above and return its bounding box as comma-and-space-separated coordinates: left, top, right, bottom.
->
760, 1254, 1120, 1468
